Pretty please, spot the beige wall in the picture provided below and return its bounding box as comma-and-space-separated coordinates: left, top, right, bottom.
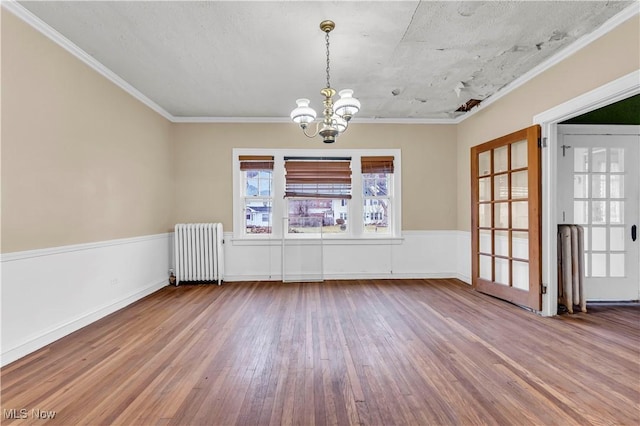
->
456, 16, 640, 232
173, 122, 458, 231
1, 12, 174, 253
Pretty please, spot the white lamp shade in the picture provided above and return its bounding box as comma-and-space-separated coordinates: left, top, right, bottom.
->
291, 98, 317, 124
334, 89, 360, 118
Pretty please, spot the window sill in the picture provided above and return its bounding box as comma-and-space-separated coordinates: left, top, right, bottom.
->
229, 236, 404, 246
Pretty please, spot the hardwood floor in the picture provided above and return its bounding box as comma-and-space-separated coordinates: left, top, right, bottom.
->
2, 279, 639, 425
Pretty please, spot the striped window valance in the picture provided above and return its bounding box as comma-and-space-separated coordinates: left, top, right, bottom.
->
239, 155, 274, 171
361, 156, 394, 174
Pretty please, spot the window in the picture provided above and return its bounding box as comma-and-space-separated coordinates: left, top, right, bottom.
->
233, 149, 401, 239
284, 157, 351, 234
362, 156, 394, 234
240, 155, 273, 234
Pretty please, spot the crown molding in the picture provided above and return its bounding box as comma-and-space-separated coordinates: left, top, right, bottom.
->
172, 116, 290, 124
456, 3, 640, 124
172, 116, 458, 124
4, 0, 638, 125
2, 0, 174, 122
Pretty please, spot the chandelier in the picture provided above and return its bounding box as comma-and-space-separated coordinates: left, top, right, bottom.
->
290, 20, 361, 144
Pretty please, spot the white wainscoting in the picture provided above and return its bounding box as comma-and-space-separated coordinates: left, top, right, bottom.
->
1, 233, 171, 366
223, 230, 472, 282
456, 231, 472, 284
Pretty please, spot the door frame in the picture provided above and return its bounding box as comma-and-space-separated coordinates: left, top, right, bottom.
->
533, 70, 639, 316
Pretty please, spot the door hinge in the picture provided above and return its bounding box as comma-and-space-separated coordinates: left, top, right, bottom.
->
541, 284, 547, 295
538, 137, 547, 148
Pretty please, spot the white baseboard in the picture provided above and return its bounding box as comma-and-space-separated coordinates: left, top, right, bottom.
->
456, 274, 472, 285
1, 279, 167, 366
223, 271, 460, 282
1, 233, 171, 367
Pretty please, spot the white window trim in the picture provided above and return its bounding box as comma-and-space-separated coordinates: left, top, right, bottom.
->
232, 148, 402, 241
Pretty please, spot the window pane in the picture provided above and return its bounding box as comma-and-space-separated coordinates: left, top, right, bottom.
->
512, 171, 528, 199
511, 140, 527, 169
610, 227, 625, 251
583, 227, 590, 251
610, 201, 624, 224
479, 177, 491, 201
494, 202, 509, 229
364, 198, 389, 234
288, 199, 347, 234
512, 231, 529, 260
495, 231, 509, 257
363, 173, 389, 196
494, 174, 508, 200
479, 204, 492, 227
592, 148, 607, 172
584, 252, 590, 277
610, 175, 624, 198
610, 148, 624, 172
512, 261, 529, 290
574, 148, 589, 172
573, 174, 589, 198
245, 200, 272, 234
591, 227, 606, 251
480, 230, 492, 254
512, 201, 528, 229
591, 174, 607, 198
574, 201, 588, 225
591, 253, 607, 277
610, 254, 625, 277
245, 170, 272, 196
494, 146, 508, 173
479, 255, 492, 280
495, 258, 509, 285
478, 151, 491, 176
592, 201, 607, 225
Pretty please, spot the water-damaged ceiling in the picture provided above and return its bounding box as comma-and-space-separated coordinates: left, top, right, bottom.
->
13, 1, 636, 121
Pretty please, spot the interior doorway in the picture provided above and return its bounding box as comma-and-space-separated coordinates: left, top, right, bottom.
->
534, 71, 639, 316
557, 125, 639, 300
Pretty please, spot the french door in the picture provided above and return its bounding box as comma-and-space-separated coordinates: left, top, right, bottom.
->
557, 125, 640, 300
471, 125, 542, 310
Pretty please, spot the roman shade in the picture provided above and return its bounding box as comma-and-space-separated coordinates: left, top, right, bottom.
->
361, 156, 394, 174
284, 157, 352, 199
239, 155, 274, 171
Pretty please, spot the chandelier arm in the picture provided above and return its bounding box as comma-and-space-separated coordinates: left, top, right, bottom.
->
302, 121, 320, 138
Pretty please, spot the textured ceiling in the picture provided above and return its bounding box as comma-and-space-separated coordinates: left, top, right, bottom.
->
15, 1, 635, 120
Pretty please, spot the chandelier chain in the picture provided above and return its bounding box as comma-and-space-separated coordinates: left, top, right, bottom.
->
325, 31, 331, 89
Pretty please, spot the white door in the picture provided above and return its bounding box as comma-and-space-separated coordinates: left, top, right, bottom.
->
558, 125, 640, 301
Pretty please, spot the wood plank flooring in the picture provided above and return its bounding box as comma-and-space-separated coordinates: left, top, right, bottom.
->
1, 279, 639, 425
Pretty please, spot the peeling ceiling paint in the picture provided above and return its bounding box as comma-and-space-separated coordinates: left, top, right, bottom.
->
16, 1, 635, 120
